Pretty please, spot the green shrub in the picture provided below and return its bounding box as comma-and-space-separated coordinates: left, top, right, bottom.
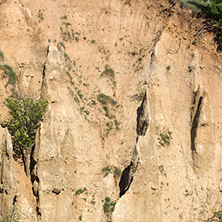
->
0, 49, 4, 59
106, 121, 113, 132
114, 119, 120, 130
210, 0, 222, 25
102, 166, 111, 176
176, 0, 210, 11
91, 100, 97, 105
166, 65, 171, 70
97, 94, 116, 105
131, 51, 137, 56
207, 207, 222, 221
103, 196, 116, 221
136, 89, 146, 102
103, 106, 109, 117
3, 95, 48, 176
0, 65, 17, 87
37, 9, 44, 21
75, 188, 85, 195
101, 65, 114, 77
113, 166, 121, 177
0, 206, 21, 222
57, 41, 65, 49
61, 15, 67, 19
156, 126, 173, 147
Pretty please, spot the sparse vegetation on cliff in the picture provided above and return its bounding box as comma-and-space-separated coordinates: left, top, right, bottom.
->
206, 207, 222, 221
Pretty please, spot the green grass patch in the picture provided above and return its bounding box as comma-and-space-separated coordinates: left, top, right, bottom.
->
97, 94, 116, 105
0, 64, 17, 87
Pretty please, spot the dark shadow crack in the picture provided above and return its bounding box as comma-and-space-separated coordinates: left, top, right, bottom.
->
191, 95, 203, 152
40, 46, 49, 93
136, 92, 149, 136
119, 162, 134, 197
119, 144, 140, 197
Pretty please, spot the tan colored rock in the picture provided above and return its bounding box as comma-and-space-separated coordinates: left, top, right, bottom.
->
0, 127, 37, 222
0, 0, 222, 221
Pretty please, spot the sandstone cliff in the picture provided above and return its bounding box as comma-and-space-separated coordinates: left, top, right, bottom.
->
0, 0, 222, 221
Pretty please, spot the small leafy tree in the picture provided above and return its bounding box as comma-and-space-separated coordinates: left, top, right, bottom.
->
210, 0, 222, 25
3, 95, 48, 176
0, 206, 21, 222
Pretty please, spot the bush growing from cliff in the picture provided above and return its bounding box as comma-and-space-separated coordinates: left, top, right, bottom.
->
0, 206, 21, 222
0, 65, 17, 87
177, 0, 222, 48
102, 196, 116, 221
3, 95, 48, 176
209, 0, 222, 25
156, 125, 173, 147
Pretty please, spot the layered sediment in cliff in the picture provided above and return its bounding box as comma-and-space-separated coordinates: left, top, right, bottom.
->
0, 0, 222, 221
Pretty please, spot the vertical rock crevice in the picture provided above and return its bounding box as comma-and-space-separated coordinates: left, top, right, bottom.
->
40, 46, 49, 93
30, 127, 41, 220
119, 145, 140, 197
137, 92, 150, 136
119, 93, 149, 197
190, 86, 215, 175
191, 95, 203, 152
28, 45, 50, 220
119, 163, 133, 197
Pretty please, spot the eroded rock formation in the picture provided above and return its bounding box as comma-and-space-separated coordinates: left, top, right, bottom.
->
0, 0, 222, 221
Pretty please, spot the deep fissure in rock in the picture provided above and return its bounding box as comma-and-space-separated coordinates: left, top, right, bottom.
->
30, 145, 37, 194
30, 136, 41, 218
40, 46, 49, 92
191, 96, 203, 152
136, 93, 149, 136
12, 195, 17, 206
119, 92, 149, 197
119, 162, 134, 197
119, 144, 140, 197
40, 63, 47, 92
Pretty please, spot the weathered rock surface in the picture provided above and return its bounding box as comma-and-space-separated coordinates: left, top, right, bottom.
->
0, 0, 222, 221
0, 127, 37, 221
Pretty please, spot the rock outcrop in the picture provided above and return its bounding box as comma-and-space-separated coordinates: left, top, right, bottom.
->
0, 0, 222, 221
